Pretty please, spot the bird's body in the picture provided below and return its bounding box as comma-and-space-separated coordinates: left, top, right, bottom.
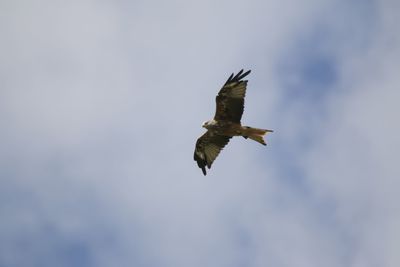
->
194, 69, 273, 175
202, 119, 239, 136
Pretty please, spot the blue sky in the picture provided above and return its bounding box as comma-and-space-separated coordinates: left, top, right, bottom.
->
1, 0, 400, 266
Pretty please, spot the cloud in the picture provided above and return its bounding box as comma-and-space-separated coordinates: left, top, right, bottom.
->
298, 1, 400, 266
1, 0, 399, 267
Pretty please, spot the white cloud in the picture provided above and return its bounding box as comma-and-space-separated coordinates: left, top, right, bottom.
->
1, 0, 399, 267
301, 1, 400, 266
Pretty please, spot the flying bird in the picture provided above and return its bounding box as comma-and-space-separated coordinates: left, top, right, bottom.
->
194, 69, 273, 175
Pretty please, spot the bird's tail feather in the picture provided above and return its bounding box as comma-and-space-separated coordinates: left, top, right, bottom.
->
241, 126, 273, 146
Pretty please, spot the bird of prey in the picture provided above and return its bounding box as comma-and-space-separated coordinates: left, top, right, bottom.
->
194, 69, 273, 175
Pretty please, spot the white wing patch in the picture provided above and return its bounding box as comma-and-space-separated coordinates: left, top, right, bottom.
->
226, 82, 247, 98
204, 143, 222, 167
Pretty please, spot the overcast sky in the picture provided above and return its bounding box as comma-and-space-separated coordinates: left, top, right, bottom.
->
1, 0, 400, 266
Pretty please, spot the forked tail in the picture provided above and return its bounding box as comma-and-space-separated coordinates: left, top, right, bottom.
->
241, 126, 273, 146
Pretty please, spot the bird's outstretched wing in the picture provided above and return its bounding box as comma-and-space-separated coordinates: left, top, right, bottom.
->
194, 131, 231, 175
214, 69, 251, 123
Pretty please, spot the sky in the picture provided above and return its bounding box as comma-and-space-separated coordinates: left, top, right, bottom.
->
1, 0, 400, 266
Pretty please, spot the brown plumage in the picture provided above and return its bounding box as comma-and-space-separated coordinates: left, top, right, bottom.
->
194, 69, 273, 175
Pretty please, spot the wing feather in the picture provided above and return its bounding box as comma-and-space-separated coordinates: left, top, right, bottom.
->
214, 69, 251, 123
194, 131, 231, 175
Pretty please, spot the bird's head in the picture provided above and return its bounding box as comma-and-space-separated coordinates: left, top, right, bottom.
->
202, 119, 216, 129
